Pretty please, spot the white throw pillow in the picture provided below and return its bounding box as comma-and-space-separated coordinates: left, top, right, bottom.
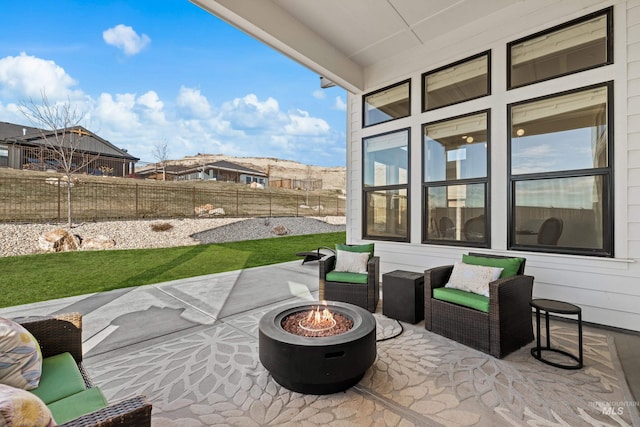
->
445, 262, 503, 297
334, 250, 369, 274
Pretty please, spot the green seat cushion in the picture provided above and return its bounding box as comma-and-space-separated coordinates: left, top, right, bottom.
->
48, 387, 108, 425
30, 352, 86, 404
326, 271, 368, 284
335, 243, 374, 258
433, 288, 489, 313
462, 254, 524, 278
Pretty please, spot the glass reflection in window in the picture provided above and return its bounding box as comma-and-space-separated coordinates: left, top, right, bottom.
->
423, 112, 488, 182
363, 80, 410, 127
426, 184, 486, 242
509, 9, 611, 88
364, 130, 408, 187
365, 188, 408, 239
511, 86, 608, 175
423, 52, 489, 111
513, 176, 606, 250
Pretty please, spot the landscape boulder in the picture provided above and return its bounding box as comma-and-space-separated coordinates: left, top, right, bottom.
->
194, 204, 215, 216
272, 224, 288, 236
44, 176, 79, 187
194, 203, 216, 216
194, 204, 225, 216
38, 229, 82, 253
82, 235, 116, 250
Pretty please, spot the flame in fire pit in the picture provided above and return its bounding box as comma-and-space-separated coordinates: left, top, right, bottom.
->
298, 305, 336, 332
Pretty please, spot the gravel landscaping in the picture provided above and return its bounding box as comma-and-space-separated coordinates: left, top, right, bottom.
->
0, 216, 346, 258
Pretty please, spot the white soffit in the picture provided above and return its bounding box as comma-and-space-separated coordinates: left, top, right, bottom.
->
190, 0, 529, 93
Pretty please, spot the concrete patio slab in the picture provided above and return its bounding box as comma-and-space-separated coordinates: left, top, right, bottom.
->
1, 260, 638, 426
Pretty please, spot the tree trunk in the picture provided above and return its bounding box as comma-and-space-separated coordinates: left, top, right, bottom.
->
66, 181, 73, 227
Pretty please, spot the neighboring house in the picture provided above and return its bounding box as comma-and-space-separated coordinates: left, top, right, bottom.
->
0, 121, 138, 177
194, 0, 640, 332
138, 160, 268, 186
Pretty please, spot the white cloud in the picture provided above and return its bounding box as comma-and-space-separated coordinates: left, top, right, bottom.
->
0, 52, 80, 100
334, 96, 347, 111
312, 89, 326, 100
0, 53, 345, 166
177, 86, 211, 118
94, 93, 140, 129
94, 91, 344, 165
285, 109, 330, 136
220, 94, 286, 129
138, 91, 163, 110
137, 91, 166, 124
103, 24, 151, 56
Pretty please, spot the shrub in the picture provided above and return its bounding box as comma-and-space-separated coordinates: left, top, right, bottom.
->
151, 222, 173, 232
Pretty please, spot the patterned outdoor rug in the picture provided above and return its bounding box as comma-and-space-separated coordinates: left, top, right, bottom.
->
87, 307, 638, 426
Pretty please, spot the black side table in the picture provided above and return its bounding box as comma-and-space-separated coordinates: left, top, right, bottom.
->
382, 270, 424, 324
530, 298, 583, 369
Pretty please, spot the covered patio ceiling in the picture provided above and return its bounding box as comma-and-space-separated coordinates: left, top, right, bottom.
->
189, 0, 568, 93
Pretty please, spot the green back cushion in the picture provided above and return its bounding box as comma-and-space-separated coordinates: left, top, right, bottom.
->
462, 254, 524, 278
326, 271, 368, 284
47, 387, 108, 425
335, 243, 374, 258
433, 288, 489, 313
30, 352, 86, 404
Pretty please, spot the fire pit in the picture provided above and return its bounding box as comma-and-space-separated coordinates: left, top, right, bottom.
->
259, 301, 376, 395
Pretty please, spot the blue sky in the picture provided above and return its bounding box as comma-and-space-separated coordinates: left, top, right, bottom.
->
0, 0, 347, 167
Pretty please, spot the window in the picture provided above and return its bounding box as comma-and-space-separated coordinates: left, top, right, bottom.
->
0, 145, 8, 167
423, 111, 489, 245
363, 129, 409, 241
508, 8, 612, 89
422, 51, 490, 111
363, 80, 410, 127
508, 83, 612, 256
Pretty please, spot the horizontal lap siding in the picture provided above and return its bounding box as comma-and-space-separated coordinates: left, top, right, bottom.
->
628, 2, 640, 261
620, 0, 640, 330
347, 94, 361, 241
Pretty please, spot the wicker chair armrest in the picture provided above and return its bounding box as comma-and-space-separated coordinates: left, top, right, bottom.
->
424, 265, 454, 293
319, 255, 336, 279
59, 395, 152, 427
366, 256, 379, 272
488, 274, 534, 295
488, 275, 534, 315
367, 256, 380, 284
16, 313, 83, 362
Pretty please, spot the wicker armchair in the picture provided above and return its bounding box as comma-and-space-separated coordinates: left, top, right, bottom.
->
319, 254, 380, 312
424, 253, 534, 358
16, 313, 152, 427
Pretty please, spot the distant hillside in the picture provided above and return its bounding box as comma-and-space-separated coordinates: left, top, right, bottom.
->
143, 154, 346, 191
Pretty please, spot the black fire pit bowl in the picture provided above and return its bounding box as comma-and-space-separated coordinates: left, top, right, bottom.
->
259, 301, 377, 395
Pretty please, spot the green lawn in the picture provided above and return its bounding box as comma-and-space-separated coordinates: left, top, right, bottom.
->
0, 231, 345, 308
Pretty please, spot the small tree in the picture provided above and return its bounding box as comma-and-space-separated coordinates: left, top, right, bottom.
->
305, 164, 313, 205
19, 92, 98, 227
152, 141, 169, 181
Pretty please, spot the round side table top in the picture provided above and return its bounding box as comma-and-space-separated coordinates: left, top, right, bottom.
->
530, 298, 581, 314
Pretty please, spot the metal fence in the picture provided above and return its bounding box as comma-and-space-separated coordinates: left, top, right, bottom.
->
0, 176, 345, 223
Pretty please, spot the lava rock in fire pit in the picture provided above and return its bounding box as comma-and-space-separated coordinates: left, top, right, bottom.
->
259, 301, 376, 395
281, 308, 353, 337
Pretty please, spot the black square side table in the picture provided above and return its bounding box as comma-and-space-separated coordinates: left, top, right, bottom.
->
530, 298, 583, 369
382, 270, 424, 324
